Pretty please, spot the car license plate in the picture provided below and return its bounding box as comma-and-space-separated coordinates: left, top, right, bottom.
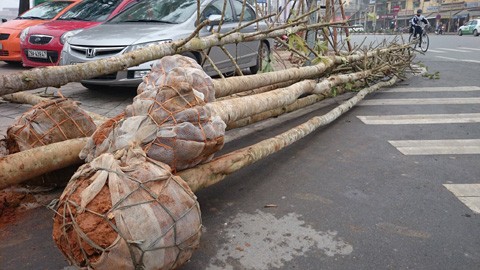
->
27, 49, 48, 59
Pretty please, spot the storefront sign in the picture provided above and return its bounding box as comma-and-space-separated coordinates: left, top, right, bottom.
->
397, 9, 413, 16
380, 14, 395, 19
426, 6, 440, 12
440, 2, 465, 11
465, 2, 480, 8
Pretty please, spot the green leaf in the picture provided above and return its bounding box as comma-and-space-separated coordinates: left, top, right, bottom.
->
314, 40, 328, 55
261, 54, 274, 73
331, 87, 337, 97
288, 33, 308, 55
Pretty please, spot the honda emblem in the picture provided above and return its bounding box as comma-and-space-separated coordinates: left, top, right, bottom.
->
86, 48, 96, 58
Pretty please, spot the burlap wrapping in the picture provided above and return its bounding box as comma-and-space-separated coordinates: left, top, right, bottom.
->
53, 146, 201, 270
137, 55, 215, 103
80, 56, 225, 172
5, 98, 96, 154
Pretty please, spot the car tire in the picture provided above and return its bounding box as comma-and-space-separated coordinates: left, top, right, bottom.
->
474, 29, 479, 36
81, 82, 107, 91
4, 61, 22, 66
458, 30, 463, 36
181, 51, 201, 64
250, 41, 270, 74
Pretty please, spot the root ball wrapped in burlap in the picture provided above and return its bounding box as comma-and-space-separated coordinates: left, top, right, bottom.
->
81, 57, 225, 171
5, 98, 96, 154
137, 55, 215, 102
53, 147, 201, 270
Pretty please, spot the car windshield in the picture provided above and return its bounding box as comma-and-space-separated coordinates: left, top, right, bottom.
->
18, 1, 73, 20
59, 0, 122, 21
108, 0, 197, 24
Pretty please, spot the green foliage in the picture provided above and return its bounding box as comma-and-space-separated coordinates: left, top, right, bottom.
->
422, 71, 440, 80
261, 53, 274, 73
314, 40, 328, 56
287, 33, 309, 55
330, 87, 338, 97
345, 82, 354, 91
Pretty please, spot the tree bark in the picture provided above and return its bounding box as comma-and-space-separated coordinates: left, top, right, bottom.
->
178, 76, 399, 193
208, 69, 372, 124
0, 21, 350, 95
0, 138, 87, 189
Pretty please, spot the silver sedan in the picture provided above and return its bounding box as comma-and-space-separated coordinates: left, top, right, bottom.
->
59, 0, 271, 90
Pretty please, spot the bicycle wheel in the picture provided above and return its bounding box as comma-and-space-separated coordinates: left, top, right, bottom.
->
408, 33, 417, 49
420, 33, 429, 52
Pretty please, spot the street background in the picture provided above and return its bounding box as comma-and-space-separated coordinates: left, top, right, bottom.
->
0, 34, 479, 269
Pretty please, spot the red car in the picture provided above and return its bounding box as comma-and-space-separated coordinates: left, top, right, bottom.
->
20, 0, 138, 67
0, 0, 81, 64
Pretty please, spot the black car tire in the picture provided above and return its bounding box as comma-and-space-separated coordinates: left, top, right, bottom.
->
81, 82, 108, 91
181, 51, 201, 64
4, 61, 22, 66
458, 30, 463, 36
474, 29, 479, 36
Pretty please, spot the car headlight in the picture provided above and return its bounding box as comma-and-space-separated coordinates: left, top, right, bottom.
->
60, 29, 83, 45
20, 27, 30, 43
124, 40, 171, 53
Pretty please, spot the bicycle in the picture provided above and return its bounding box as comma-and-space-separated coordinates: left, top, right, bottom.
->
408, 24, 429, 52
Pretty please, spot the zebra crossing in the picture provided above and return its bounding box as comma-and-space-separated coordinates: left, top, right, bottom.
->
426, 47, 480, 64
358, 86, 480, 214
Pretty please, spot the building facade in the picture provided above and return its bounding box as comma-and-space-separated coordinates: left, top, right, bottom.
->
353, 0, 480, 31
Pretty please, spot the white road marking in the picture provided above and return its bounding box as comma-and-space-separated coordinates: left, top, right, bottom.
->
458, 47, 480, 51
387, 86, 480, 92
462, 59, 480, 64
436, 56, 480, 64
357, 113, 480, 125
444, 184, 480, 214
436, 56, 458, 61
360, 97, 480, 106
436, 48, 470, 53
427, 49, 446, 53
389, 139, 480, 155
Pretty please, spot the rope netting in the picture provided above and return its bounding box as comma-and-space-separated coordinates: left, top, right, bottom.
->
81, 55, 226, 172
52, 147, 201, 269
137, 55, 215, 102
4, 97, 96, 154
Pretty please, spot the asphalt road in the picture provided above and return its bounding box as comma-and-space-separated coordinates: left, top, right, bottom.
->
0, 34, 479, 270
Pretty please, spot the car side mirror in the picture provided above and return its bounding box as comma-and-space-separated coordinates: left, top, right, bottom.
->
1, 18, 7, 23
207, 14, 222, 32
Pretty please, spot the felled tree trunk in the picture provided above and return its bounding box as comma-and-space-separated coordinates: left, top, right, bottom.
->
208, 69, 372, 124
213, 46, 406, 98
0, 21, 348, 95
227, 80, 366, 130
0, 68, 379, 189
2, 92, 108, 125
0, 138, 87, 189
0, 43, 411, 189
178, 77, 399, 192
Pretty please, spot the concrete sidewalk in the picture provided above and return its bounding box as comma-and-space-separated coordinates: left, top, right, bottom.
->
0, 83, 136, 137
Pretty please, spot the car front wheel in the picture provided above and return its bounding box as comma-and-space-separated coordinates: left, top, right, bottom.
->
458, 30, 463, 36
81, 82, 108, 91
474, 29, 479, 36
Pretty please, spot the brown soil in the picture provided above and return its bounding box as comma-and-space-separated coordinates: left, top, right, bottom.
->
53, 177, 117, 266
0, 190, 35, 227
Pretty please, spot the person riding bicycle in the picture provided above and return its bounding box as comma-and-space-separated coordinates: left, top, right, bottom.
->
410, 9, 430, 46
